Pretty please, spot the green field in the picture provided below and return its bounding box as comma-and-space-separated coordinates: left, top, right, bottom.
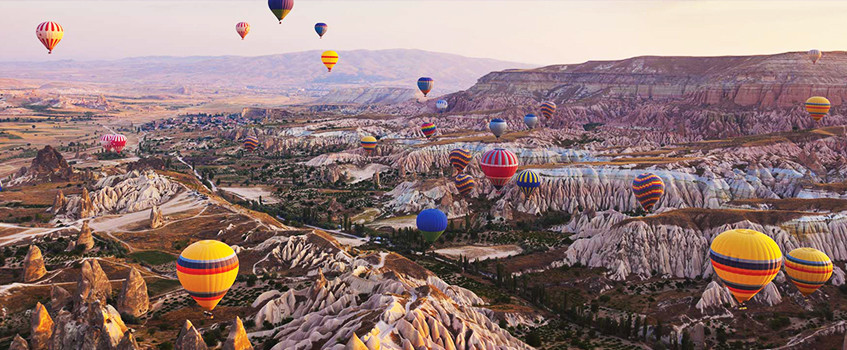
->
130, 250, 176, 265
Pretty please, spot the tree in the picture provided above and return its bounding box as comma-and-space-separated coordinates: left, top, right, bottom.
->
632, 315, 641, 339
525, 330, 542, 347
655, 320, 664, 342
681, 331, 694, 350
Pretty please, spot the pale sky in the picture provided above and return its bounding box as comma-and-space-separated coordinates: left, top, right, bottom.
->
2, 1, 847, 65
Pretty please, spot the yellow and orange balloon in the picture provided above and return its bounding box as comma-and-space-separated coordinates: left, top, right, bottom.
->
177, 240, 239, 311
321, 50, 338, 72
784, 247, 832, 296
709, 229, 782, 304
805, 96, 831, 122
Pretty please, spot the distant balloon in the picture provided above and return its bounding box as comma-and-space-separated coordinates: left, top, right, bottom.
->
785, 247, 832, 296
177, 240, 239, 311
235, 22, 250, 40
631, 173, 664, 211
805, 96, 831, 122
110, 134, 127, 153
314, 23, 328, 38
243, 136, 259, 151
36, 21, 64, 54
454, 174, 475, 196
436, 100, 448, 113
515, 170, 541, 198
808, 49, 822, 64
449, 148, 472, 174
268, 0, 294, 24
710, 229, 782, 304
417, 77, 434, 97
540, 101, 556, 119
421, 122, 437, 139
100, 134, 114, 152
480, 148, 519, 190
524, 114, 538, 129
489, 118, 507, 139
417, 208, 448, 243
361, 136, 377, 155
321, 50, 339, 72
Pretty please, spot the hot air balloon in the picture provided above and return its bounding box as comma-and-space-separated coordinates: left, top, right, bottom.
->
515, 170, 541, 198
449, 149, 472, 174
808, 49, 822, 64
489, 118, 507, 139
36, 21, 63, 54
784, 247, 833, 296
421, 122, 437, 139
417, 208, 448, 243
417, 77, 434, 97
632, 173, 664, 211
110, 135, 127, 153
540, 101, 556, 119
524, 114, 538, 129
268, 0, 294, 24
454, 174, 475, 196
321, 50, 339, 72
480, 148, 519, 190
315, 23, 328, 38
100, 134, 114, 152
235, 22, 250, 40
177, 240, 239, 311
710, 229, 782, 305
805, 96, 831, 122
243, 136, 259, 151
436, 100, 448, 113
361, 136, 377, 155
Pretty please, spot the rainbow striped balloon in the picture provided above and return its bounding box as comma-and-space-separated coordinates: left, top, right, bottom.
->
785, 247, 833, 296
632, 173, 664, 211
361, 136, 377, 155
421, 122, 437, 139
268, 0, 294, 24
449, 149, 472, 173
515, 169, 541, 198
243, 136, 259, 151
540, 101, 557, 119
417, 77, 434, 97
710, 229, 782, 304
480, 148, 519, 190
805, 96, 831, 122
454, 174, 475, 196
177, 240, 239, 311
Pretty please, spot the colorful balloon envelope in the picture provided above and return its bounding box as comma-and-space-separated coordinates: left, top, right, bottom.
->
110, 134, 127, 153
36, 21, 64, 54
449, 148, 472, 173
524, 114, 538, 129
417, 77, 434, 97
784, 247, 833, 296
268, 0, 294, 24
454, 174, 475, 196
177, 240, 239, 311
100, 134, 114, 152
243, 136, 259, 151
361, 136, 377, 155
515, 169, 541, 198
321, 50, 339, 72
314, 23, 328, 38
417, 208, 448, 243
489, 118, 507, 139
632, 173, 664, 211
436, 100, 448, 113
805, 96, 831, 122
236, 22, 250, 40
421, 122, 437, 139
808, 49, 822, 64
480, 148, 519, 190
709, 229, 782, 304
540, 101, 556, 119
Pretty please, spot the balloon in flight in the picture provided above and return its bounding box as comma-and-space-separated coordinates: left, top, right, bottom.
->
235, 22, 250, 40
709, 229, 782, 304
489, 118, 507, 139
417, 208, 448, 243
515, 169, 541, 198
436, 100, 448, 113
36, 21, 64, 54
100, 134, 114, 152
268, 0, 294, 24
784, 247, 832, 296
454, 174, 475, 196
110, 134, 127, 153
421, 122, 437, 139
480, 148, 519, 190
449, 148, 472, 173
632, 173, 664, 211
540, 101, 556, 119
314, 23, 328, 38
321, 51, 339, 72
805, 96, 831, 122
808, 49, 822, 64
417, 77, 434, 97
524, 114, 538, 129
177, 240, 239, 311
360, 136, 377, 155
243, 136, 259, 151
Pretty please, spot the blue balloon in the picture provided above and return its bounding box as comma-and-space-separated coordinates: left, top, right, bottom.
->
416, 208, 448, 243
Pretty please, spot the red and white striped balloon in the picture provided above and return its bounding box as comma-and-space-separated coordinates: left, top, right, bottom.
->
110, 134, 127, 153
235, 22, 250, 40
36, 21, 64, 54
100, 134, 114, 152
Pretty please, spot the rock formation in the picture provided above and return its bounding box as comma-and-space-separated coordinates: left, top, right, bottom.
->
150, 205, 164, 229
29, 302, 53, 350
72, 220, 95, 252
52, 190, 66, 215
48, 301, 130, 350
175, 320, 208, 350
10, 145, 76, 185
61, 170, 180, 218
9, 334, 28, 350
22, 245, 47, 282
345, 335, 368, 350
127, 156, 166, 172
116, 267, 149, 317
50, 285, 72, 312
222, 316, 253, 350
116, 331, 140, 350
79, 187, 94, 219
74, 259, 112, 308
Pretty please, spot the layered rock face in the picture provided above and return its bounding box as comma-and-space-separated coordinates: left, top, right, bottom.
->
10, 145, 76, 185
62, 170, 180, 218
23, 245, 47, 282
116, 267, 149, 317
